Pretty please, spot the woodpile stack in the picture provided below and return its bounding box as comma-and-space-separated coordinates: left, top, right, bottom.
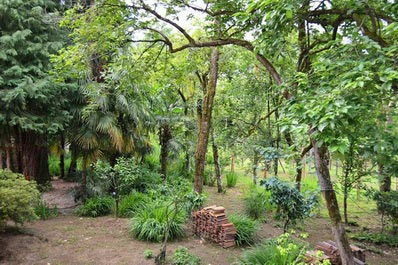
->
191, 205, 236, 248
305, 241, 365, 265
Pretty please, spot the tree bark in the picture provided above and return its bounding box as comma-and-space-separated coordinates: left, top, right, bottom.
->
159, 124, 172, 181
378, 163, 391, 192
211, 130, 223, 193
60, 132, 65, 179
194, 48, 219, 193
21, 131, 50, 185
311, 137, 354, 265
67, 145, 78, 179
0, 150, 3, 169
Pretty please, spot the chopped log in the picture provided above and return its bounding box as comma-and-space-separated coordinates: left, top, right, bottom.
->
312, 241, 366, 265
191, 205, 236, 248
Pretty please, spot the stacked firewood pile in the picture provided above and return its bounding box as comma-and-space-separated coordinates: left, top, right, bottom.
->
305, 240, 365, 265
191, 205, 236, 248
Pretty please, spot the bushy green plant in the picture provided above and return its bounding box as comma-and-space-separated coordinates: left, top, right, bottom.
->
244, 187, 273, 220
94, 157, 161, 196
229, 214, 260, 246
76, 196, 113, 217
0, 170, 39, 229
170, 247, 201, 265
261, 177, 318, 232
143, 249, 153, 259
372, 190, 398, 232
119, 192, 149, 218
237, 233, 306, 265
351, 232, 398, 247
34, 200, 58, 220
130, 201, 186, 242
183, 190, 206, 215
226, 172, 238, 188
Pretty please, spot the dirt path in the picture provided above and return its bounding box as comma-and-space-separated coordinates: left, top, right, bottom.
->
41, 179, 79, 214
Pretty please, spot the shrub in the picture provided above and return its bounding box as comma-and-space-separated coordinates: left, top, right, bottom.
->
244, 187, 273, 220
76, 196, 113, 217
237, 233, 306, 265
34, 200, 58, 220
261, 177, 318, 232
372, 190, 398, 232
130, 201, 186, 242
119, 192, 149, 218
229, 214, 260, 246
170, 247, 201, 265
90, 157, 161, 197
0, 169, 39, 229
183, 190, 206, 215
226, 172, 238, 188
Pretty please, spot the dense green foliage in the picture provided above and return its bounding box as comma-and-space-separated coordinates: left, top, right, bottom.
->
372, 191, 398, 232
76, 196, 113, 217
130, 201, 186, 242
0, 170, 39, 229
118, 192, 149, 218
244, 187, 272, 220
170, 247, 201, 265
229, 214, 260, 246
262, 177, 318, 232
236, 233, 305, 265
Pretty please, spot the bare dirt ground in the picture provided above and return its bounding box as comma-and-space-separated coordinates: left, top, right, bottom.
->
1, 180, 397, 265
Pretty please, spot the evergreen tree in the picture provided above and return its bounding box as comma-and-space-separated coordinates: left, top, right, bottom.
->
0, 0, 68, 184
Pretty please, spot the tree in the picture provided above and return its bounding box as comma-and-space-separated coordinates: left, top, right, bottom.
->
194, 48, 220, 193
0, 0, 68, 184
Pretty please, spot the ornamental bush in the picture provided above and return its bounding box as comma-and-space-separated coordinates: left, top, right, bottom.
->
261, 177, 318, 232
0, 169, 39, 229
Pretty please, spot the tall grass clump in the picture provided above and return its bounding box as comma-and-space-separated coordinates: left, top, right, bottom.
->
76, 196, 113, 217
244, 187, 273, 220
119, 192, 149, 218
237, 233, 306, 264
34, 200, 58, 220
229, 214, 260, 246
226, 172, 238, 188
130, 201, 186, 242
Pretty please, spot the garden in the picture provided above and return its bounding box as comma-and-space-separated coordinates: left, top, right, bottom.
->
1, 1, 398, 264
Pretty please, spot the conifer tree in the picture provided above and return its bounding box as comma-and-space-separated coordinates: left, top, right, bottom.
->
0, 0, 67, 184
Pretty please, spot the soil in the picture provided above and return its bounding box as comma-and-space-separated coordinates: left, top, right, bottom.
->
1, 180, 397, 265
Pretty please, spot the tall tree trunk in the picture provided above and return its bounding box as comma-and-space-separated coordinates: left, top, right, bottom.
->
67, 143, 78, 178
194, 48, 220, 193
6, 137, 12, 170
211, 129, 222, 193
230, 155, 235, 173
21, 131, 50, 185
80, 156, 88, 202
159, 124, 172, 181
0, 150, 3, 169
60, 132, 65, 179
378, 163, 391, 192
311, 137, 354, 265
